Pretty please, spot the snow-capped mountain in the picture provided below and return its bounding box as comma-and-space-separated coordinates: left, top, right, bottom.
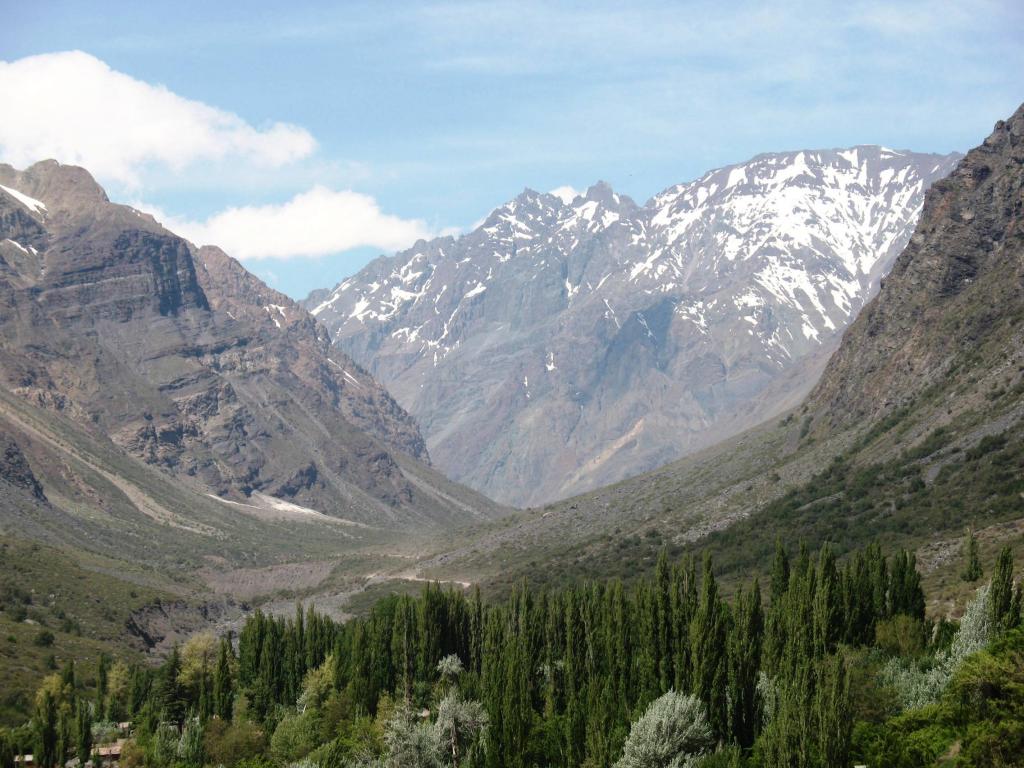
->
305, 147, 961, 507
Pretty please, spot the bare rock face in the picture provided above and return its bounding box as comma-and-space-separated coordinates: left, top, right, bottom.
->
0, 161, 493, 529
0, 430, 44, 500
307, 148, 960, 506
193, 244, 428, 461
809, 105, 1024, 426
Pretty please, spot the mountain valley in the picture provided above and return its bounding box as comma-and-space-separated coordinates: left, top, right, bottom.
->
1, 94, 1022, 767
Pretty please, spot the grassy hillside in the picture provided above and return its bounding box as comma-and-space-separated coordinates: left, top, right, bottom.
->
0, 536, 177, 724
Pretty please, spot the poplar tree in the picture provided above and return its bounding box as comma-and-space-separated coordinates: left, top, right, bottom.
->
729, 580, 763, 749
812, 546, 841, 657
961, 529, 983, 582
75, 699, 92, 766
990, 545, 1015, 630
0, 730, 14, 768
890, 550, 925, 619
564, 590, 586, 767
60, 659, 76, 693
758, 661, 814, 768
96, 653, 109, 716
690, 554, 728, 740
54, 710, 69, 768
671, 556, 697, 693
17, 540, 951, 768
213, 637, 234, 721
34, 691, 58, 768
655, 550, 673, 691
770, 539, 790, 605
815, 655, 851, 767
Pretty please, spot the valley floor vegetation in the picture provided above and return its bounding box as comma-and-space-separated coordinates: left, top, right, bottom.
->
1, 542, 1022, 768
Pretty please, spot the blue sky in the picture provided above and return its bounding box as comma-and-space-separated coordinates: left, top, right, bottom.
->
2, 0, 1022, 298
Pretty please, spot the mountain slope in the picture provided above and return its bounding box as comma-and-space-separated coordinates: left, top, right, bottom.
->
418, 105, 1024, 595
0, 160, 502, 542
308, 147, 960, 506
807, 111, 1024, 427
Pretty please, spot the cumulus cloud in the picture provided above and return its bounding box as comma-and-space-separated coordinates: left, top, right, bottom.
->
0, 51, 316, 187
137, 186, 436, 260
549, 185, 581, 204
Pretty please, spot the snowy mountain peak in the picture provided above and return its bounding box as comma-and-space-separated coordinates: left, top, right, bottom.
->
305, 146, 962, 507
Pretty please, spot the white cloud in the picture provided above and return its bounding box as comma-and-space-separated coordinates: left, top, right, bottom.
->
137, 186, 435, 261
0, 51, 316, 187
549, 185, 580, 204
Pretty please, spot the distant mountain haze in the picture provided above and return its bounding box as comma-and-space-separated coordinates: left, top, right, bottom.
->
306, 147, 961, 506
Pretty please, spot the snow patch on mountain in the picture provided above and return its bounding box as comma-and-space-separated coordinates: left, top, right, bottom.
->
0, 183, 47, 215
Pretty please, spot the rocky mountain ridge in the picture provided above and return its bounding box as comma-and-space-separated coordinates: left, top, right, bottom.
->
0, 160, 500, 533
307, 146, 961, 506
808, 107, 1024, 428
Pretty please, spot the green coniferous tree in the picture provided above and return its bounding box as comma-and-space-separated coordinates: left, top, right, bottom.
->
212, 637, 234, 721
54, 710, 69, 768
75, 699, 92, 766
990, 545, 1015, 630
812, 546, 841, 657
655, 549, 673, 691
814, 655, 851, 767
690, 554, 728, 740
155, 645, 186, 724
728, 580, 763, 749
0, 730, 15, 768
671, 556, 697, 694
60, 659, 76, 693
756, 660, 814, 768
770, 539, 790, 606
961, 529, 983, 582
35, 691, 58, 768
95, 653, 109, 717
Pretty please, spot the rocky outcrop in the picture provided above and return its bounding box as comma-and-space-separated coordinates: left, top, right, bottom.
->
308, 148, 960, 506
0, 430, 45, 500
808, 106, 1024, 425
194, 245, 427, 461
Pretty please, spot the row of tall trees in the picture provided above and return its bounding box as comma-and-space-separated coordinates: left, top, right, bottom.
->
7, 541, 1021, 767
215, 543, 932, 766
